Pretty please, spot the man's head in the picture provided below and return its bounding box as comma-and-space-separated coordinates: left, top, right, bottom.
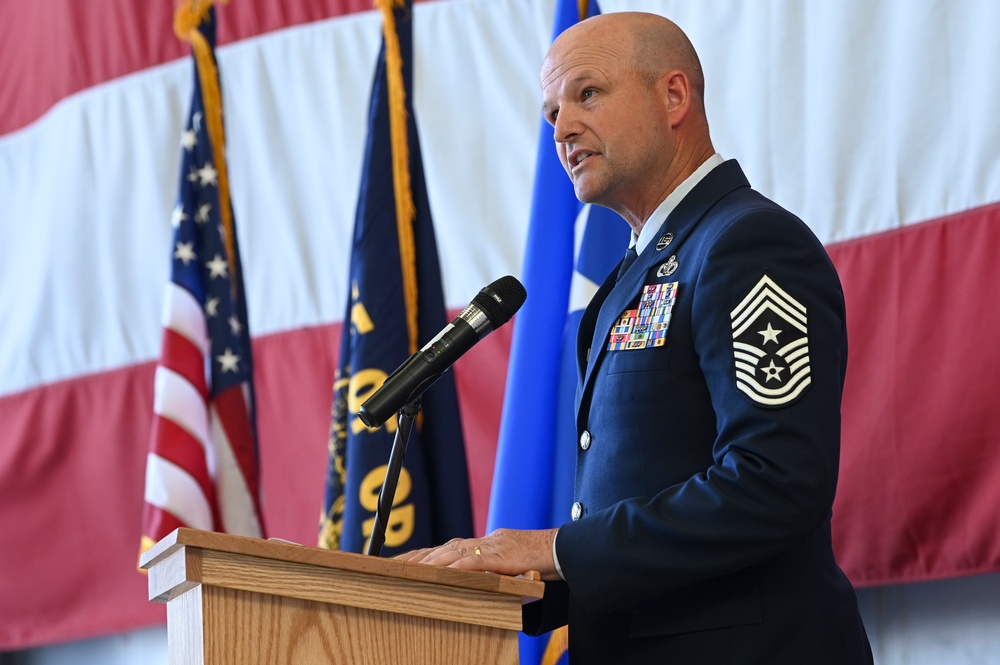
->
540, 12, 713, 231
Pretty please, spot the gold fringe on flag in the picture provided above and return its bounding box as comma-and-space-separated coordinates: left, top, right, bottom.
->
174, 0, 238, 299
375, 0, 419, 356
540, 625, 569, 665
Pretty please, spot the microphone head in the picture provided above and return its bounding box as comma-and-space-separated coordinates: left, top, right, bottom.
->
472, 276, 526, 327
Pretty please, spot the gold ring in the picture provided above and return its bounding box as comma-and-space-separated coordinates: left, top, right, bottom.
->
474, 546, 482, 556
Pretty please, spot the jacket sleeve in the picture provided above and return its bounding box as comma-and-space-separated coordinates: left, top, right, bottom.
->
521, 580, 570, 636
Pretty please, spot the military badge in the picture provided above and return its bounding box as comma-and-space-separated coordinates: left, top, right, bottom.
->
730, 275, 811, 407
656, 255, 679, 277
608, 282, 678, 350
655, 233, 674, 251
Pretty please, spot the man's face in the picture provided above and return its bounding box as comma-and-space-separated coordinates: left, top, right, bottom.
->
540, 29, 673, 214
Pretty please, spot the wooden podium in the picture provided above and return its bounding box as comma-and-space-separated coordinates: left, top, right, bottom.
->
140, 528, 544, 664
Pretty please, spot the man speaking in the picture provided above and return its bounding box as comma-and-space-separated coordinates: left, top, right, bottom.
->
399, 12, 873, 664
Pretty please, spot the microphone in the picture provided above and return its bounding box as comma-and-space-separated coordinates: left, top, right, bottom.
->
358, 275, 527, 428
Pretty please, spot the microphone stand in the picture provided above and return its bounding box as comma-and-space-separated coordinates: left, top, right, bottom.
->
365, 397, 421, 557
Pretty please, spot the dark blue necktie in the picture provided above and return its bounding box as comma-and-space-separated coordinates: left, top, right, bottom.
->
616, 245, 638, 281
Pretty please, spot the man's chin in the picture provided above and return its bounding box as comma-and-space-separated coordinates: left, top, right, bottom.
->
571, 179, 599, 204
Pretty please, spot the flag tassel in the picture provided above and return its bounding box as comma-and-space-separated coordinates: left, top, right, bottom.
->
175, 0, 238, 298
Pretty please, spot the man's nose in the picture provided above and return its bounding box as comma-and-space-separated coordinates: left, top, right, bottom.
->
552, 108, 580, 143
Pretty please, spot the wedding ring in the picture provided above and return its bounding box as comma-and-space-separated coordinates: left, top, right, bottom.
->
474, 546, 482, 556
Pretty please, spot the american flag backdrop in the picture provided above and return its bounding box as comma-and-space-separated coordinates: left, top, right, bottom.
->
140, 4, 264, 554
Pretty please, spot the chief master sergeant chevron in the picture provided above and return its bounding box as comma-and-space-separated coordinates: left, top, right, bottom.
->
398, 11, 874, 664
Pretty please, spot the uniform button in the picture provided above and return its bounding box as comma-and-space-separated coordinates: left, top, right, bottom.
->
579, 431, 592, 451
571, 502, 583, 521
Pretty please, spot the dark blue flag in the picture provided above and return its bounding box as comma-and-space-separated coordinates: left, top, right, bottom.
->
487, 1, 625, 663
320, 0, 473, 555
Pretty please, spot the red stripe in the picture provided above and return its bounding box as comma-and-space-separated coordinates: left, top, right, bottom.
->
159, 327, 209, 398
829, 202, 1000, 586
0, 366, 163, 649
0, 0, 434, 135
146, 413, 217, 512
142, 504, 186, 547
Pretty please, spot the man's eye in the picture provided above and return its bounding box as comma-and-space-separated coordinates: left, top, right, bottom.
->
582, 89, 596, 100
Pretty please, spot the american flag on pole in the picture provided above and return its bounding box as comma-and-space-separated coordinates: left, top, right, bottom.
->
140, 1, 264, 555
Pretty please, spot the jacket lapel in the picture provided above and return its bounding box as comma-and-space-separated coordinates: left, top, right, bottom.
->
575, 160, 751, 415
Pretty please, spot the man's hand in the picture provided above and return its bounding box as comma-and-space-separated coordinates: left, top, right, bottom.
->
395, 528, 561, 580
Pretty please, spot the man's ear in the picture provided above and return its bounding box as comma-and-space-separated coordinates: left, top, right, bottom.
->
661, 70, 691, 126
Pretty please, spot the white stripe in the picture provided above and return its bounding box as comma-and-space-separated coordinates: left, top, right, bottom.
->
782, 344, 810, 363
210, 404, 263, 538
152, 366, 212, 471
734, 342, 766, 358
737, 369, 812, 397
731, 275, 805, 322
732, 281, 807, 333
788, 356, 810, 374
737, 377, 813, 406
144, 453, 213, 531
162, 283, 209, 354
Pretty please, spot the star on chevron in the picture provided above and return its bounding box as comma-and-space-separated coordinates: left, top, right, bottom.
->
758, 322, 782, 345
216, 348, 240, 373
761, 359, 785, 382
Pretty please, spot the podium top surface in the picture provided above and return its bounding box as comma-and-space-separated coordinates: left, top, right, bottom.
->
140, 528, 544, 601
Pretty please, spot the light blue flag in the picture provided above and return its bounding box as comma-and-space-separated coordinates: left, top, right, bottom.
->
486, 1, 626, 662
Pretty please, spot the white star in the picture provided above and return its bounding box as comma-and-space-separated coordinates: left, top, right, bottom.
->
196, 162, 218, 187
206, 254, 229, 279
173, 241, 196, 265
195, 203, 212, 224
187, 168, 199, 183
170, 204, 187, 228
205, 297, 220, 317
761, 359, 785, 383
191, 111, 203, 133
180, 129, 197, 151
228, 315, 242, 335
216, 348, 240, 373
758, 322, 782, 345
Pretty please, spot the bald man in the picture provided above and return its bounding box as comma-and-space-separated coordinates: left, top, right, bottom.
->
400, 13, 873, 663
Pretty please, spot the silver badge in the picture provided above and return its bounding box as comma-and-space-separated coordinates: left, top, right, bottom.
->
656, 255, 678, 277
655, 233, 674, 251
730, 275, 811, 408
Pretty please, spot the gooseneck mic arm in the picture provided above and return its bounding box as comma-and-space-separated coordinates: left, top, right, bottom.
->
365, 398, 420, 557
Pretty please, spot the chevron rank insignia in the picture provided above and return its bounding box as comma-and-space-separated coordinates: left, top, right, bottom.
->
730, 275, 811, 407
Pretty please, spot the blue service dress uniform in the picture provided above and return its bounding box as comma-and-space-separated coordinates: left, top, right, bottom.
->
523, 160, 873, 664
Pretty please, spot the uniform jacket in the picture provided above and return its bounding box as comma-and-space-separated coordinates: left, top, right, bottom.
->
523, 160, 872, 664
